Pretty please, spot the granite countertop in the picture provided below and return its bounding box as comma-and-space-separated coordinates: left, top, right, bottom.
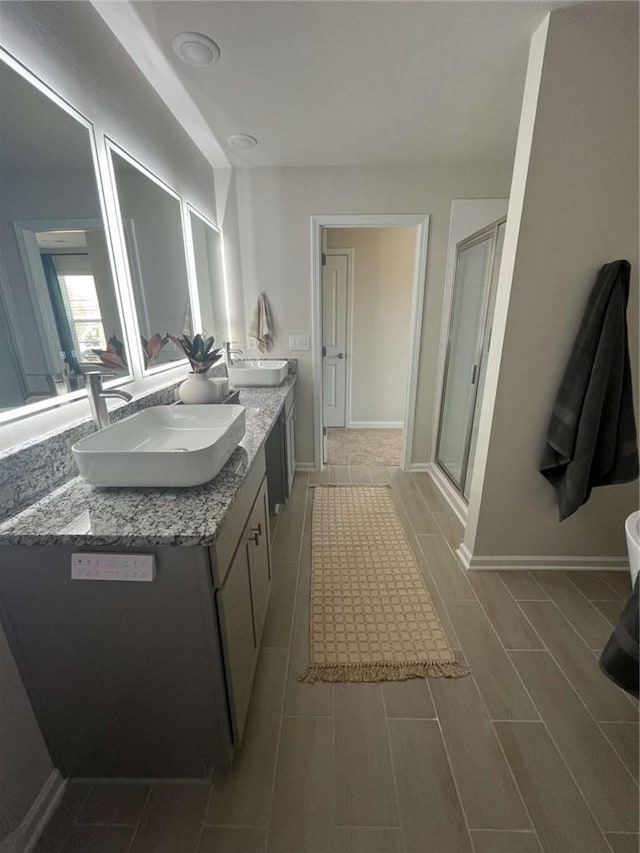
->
0, 376, 295, 548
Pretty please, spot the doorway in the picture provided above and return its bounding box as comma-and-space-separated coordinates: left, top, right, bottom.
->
311, 215, 430, 471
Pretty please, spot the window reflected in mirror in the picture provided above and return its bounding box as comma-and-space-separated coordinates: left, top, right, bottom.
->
189, 208, 228, 345
110, 149, 193, 371
0, 56, 128, 417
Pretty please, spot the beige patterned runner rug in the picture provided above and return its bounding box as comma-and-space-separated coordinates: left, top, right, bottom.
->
300, 485, 470, 683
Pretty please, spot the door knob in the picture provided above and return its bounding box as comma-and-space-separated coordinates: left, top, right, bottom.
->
337, 353, 345, 359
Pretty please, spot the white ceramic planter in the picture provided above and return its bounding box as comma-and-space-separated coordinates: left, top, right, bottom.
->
179, 372, 220, 404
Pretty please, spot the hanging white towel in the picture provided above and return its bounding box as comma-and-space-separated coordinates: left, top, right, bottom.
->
248, 292, 274, 353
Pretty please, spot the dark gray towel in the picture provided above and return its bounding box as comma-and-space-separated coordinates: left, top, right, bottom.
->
599, 577, 639, 699
541, 260, 639, 520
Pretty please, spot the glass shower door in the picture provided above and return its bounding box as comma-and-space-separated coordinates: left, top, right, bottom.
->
464, 221, 506, 499
436, 220, 504, 496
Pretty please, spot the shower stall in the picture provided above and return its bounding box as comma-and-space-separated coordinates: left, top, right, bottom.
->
436, 217, 506, 500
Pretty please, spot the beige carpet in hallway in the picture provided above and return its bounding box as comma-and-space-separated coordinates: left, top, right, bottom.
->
301, 484, 469, 683
327, 428, 402, 466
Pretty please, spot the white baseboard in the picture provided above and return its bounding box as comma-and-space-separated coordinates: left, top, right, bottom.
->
295, 462, 316, 472
348, 421, 403, 429
457, 550, 630, 572
0, 770, 65, 853
425, 463, 468, 526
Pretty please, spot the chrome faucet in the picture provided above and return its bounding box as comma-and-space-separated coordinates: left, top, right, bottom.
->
86, 371, 133, 431
223, 341, 243, 366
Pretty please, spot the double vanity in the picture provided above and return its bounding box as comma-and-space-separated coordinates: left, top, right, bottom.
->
0, 372, 296, 780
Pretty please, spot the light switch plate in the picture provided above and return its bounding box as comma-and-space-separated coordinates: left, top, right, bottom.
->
289, 334, 310, 351
72, 553, 156, 582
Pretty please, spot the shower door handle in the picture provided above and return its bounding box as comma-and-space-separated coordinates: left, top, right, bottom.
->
471, 364, 478, 384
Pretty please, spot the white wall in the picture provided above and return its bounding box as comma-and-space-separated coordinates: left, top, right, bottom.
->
326, 227, 416, 425
233, 163, 513, 465
0, 0, 218, 839
466, 3, 639, 564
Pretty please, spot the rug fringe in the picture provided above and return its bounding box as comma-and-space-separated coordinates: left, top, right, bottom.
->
309, 483, 391, 489
298, 660, 471, 684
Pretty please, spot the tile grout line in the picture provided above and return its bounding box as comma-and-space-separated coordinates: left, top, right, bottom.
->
598, 574, 629, 599
505, 583, 639, 726
193, 770, 219, 851
418, 526, 551, 732
264, 472, 311, 852
124, 786, 152, 853
498, 600, 634, 843
56, 784, 94, 853
536, 571, 622, 651
429, 649, 543, 846
596, 725, 640, 789
431, 702, 480, 852
496, 719, 618, 853
380, 687, 411, 853
562, 571, 625, 609
397, 496, 550, 849
501, 606, 640, 792
389, 471, 543, 850
461, 573, 638, 838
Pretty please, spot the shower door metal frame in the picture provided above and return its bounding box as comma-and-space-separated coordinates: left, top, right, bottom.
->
435, 217, 506, 498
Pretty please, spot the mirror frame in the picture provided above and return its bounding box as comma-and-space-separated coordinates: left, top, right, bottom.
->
184, 202, 231, 344
104, 138, 201, 378
0, 48, 133, 426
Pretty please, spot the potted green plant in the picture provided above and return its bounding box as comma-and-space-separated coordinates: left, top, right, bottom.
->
169, 333, 226, 404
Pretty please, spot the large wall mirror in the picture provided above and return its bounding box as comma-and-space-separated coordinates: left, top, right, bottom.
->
109, 147, 193, 371
188, 207, 228, 345
0, 55, 129, 419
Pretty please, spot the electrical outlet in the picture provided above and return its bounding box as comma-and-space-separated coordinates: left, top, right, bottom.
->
72, 553, 156, 582
289, 334, 310, 351
247, 336, 258, 350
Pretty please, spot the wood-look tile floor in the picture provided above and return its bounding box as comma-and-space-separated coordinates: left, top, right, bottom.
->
36, 467, 639, 853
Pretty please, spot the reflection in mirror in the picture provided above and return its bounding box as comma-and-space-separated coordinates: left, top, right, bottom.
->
189, 209, 228, 345
0, 56, 128, 417
111, 150, 193, 370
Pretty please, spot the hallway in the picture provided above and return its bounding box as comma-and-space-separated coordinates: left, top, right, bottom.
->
37, 467, 638, 853
326, 430, 403, 466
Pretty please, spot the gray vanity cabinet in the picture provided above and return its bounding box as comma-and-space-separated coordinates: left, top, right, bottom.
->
217, 539, 256, 746
0, 543, 232, 779
248, 477, 271, 642
0, 451, 273, 778
216, 475, 271, 744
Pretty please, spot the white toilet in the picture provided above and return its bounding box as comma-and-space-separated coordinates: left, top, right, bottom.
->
625, 510, 640, 587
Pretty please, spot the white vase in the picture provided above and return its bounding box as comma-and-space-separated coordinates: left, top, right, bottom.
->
179, 371, 219, 404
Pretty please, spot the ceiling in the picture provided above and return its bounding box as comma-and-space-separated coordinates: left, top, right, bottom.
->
117, 1, 572, 169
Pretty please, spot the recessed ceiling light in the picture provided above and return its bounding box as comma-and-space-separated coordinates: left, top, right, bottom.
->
172, 32, 220, 67
228, 133, 258, 149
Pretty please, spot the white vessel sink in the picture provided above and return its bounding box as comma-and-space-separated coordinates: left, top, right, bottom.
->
72, 405, 246, 487
227, 360, 288, 387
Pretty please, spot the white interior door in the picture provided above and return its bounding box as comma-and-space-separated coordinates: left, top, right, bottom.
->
322, 252, 348, 430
